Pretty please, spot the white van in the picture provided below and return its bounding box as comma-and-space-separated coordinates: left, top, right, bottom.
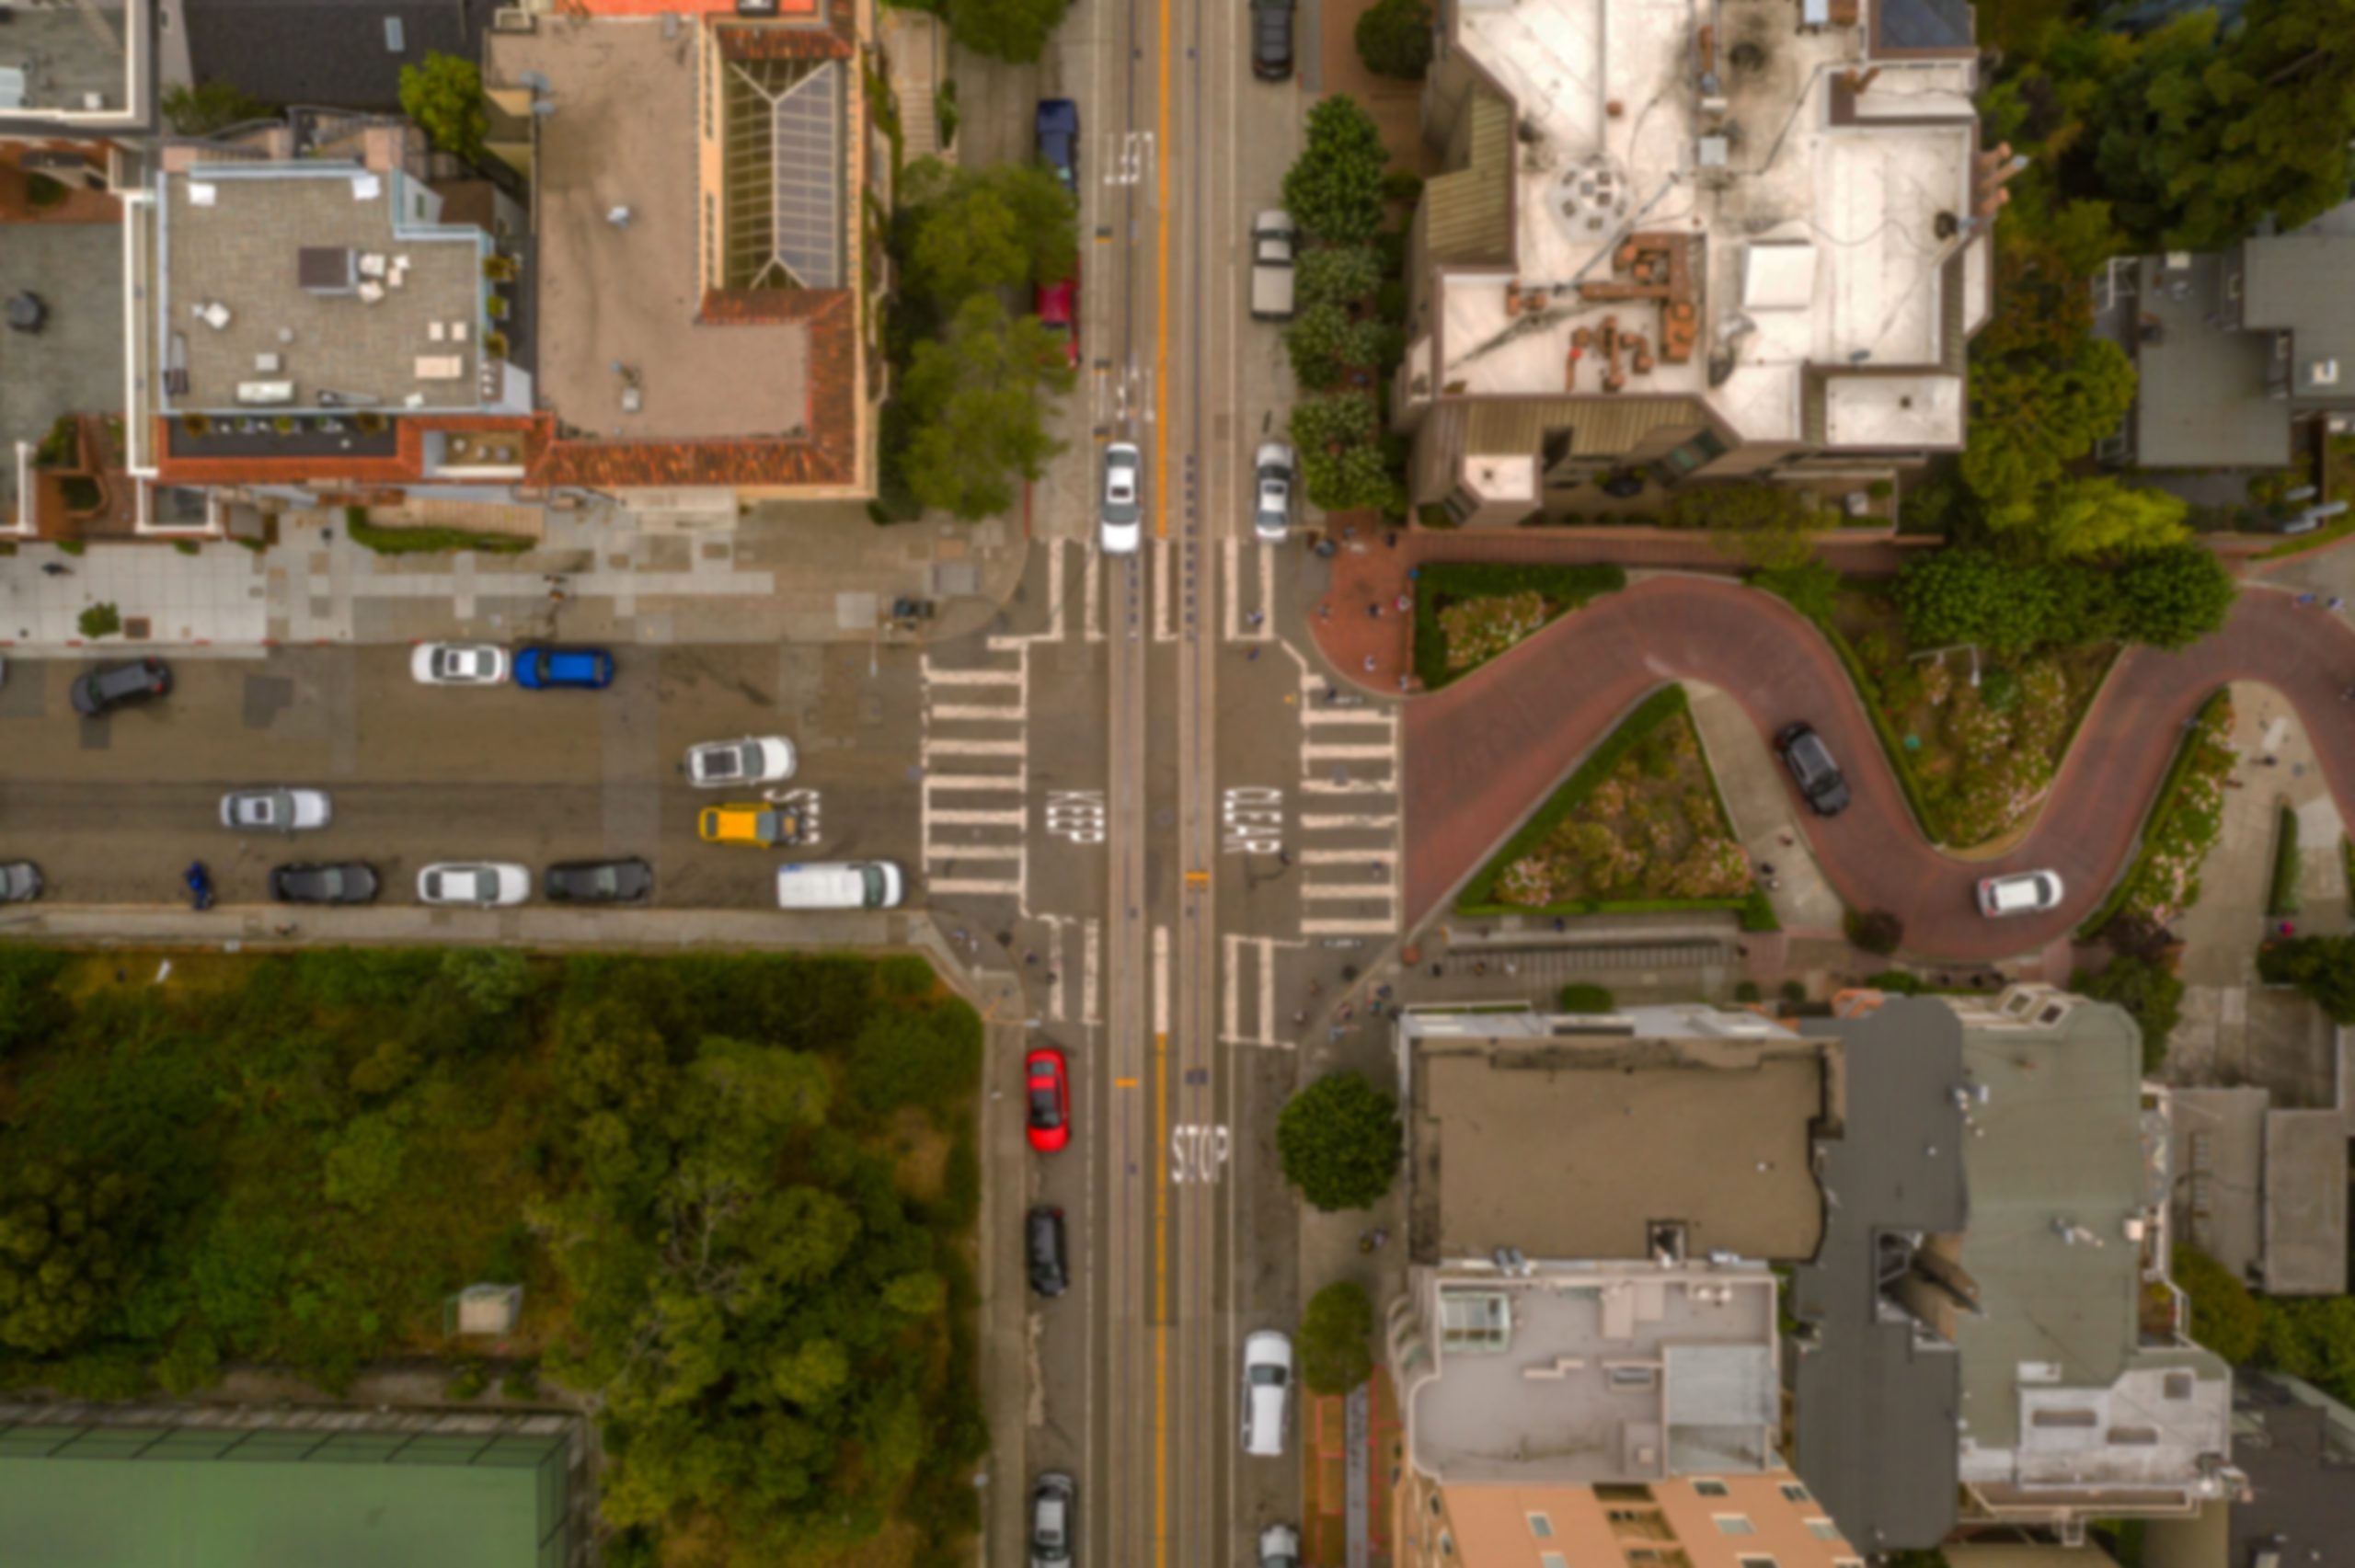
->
1241, 1331, 1292, 1457
775, 861, 904, 910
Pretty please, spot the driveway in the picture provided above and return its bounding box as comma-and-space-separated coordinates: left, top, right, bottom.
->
1403, 577, 2355, 962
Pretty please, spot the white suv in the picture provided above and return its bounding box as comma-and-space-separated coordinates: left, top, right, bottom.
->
1101, 442, 1143, 555
1241, 1331, 1292, 1457
418, 862, 532, 907
1253, 442, 1295, 543
1977, 869, 2063, 918
685, 736, 796, 788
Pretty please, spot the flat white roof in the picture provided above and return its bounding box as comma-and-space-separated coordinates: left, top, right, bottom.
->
1822, 372, 1963, 448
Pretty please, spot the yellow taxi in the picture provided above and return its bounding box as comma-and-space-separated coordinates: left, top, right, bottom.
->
696, 802, 799, 847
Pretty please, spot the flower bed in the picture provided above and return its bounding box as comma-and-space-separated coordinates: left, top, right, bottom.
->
1411, 562, 1626, 690
1458, 685, 1772, 928
2075, 690, 2234, 937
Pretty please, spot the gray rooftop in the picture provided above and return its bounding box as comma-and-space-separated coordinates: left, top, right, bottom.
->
1789, 997, 1969, 1552
2243, 209, 2355, 405
2121, 253, 2289, 468
158, 165, 488, 415
0, 219, 124, 527
0, 0, 135, 122
1401, 1264, 1779, 1484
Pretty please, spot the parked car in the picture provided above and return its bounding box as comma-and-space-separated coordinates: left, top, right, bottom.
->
1242, 1331, 1293, 1457
418, 862, 532, 907
1259, 1524, 1303, 1568
70, 657, 171, 717
1027, 1205, 1069, 1299
1026, 1046, 1072, 1152
1028, 1471, 1075, 1568
775, 861, 904, 910
697, 801, 803, 848
1251, 0, 1294, 79
544, 858, 653, 904
1773, 723, 1850, 816
685, 737, 797, 789
219, 788, 332, 833
1035, 98, 1080, 194
512, 646, 614, 691
270, 862, 379, 905
1249, 211, 1297, 321
1978, 869, 2064, 919
1253, 441, 1296, 543
1036, 274, 1080, 369
0, 862, 42, 904
409, 642, 509, 686
1102, 441, 1143, 555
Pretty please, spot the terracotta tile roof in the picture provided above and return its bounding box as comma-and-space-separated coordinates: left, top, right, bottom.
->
527, 288, 860, 490
713, 10, 855, 59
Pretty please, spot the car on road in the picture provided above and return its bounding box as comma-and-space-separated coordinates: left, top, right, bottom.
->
1249, 211, 1297, 321
1035, 99, 1079, 195
409, 642, 509, 686
1242, 1330, 1292, 1457
1251, 0, 1294, 79
0, 862, 42, 903
270, 862, 379, 905
1253, 441, 1296, 543
513, 646, 615, 691
776, 860, 904, 910
544, 858, 653, 904
1978, 868, 2064, 919
1027, 1205, 1068, 1298
1259, 1524, 1303, 1568
70, 657, 171, 717
219, 788, 332, 833
697, 801, 803, 848
685, 736, 797, 789
1028, 1471, 1075, 1567
418, 862, 532, 907
1026, 1046, 1071, 1152
1773, 722, 1850, 816
1036, 273, 1079, 369
1102, 441, 1143, 555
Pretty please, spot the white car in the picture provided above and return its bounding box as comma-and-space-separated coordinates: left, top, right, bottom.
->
1253, 441, 1296, 543
220, 787, 332, 832
410, 643, 509, 686
1978, 869, 2064, 919
417, 862, 532, 907
685, 736, 797, 789
1241, 1330, 1292, 1458
1101, 441, 1143, 555
1259, 1523, 1302, 1568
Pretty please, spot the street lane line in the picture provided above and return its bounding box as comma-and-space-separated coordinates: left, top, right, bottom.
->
1154, 537, 1174, 642
925, 772, 1028, 791
1299, 884, 1390, 900
925, 808, 1029, 827
1154, 922, 1170, 1036
926, 703, 1026, 722
1301, 741, 1396, 761
1258, 935, 1274, 1046
1298, 705, 1397, 729
1084, 915, 1102, 1024
1085, 544, 1104, 642
929, 876, 1026, 896
1221, 536, 1239, 641
1300, 778, 1396, 795
1299, 848, 1395, 864
921, 738, 1028, 758
1299, 814, 1400, 830
919, 663, 1023, 685
925, 845, 1023, 863
1300, 917, 1398, 934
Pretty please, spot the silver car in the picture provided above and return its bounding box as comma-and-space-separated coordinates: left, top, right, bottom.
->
685, 736, 797, 788
417, 862, 532, 908
1259, 1524, 1302, 1568
1028, 1472, 1074, 1568
1253, 441, 1296, 542
0, 862, 41, 903
1101, 442, 1143, 555
220, 788, 332, 832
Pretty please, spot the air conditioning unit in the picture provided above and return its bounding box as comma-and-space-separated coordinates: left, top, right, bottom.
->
492, 7, 536, 32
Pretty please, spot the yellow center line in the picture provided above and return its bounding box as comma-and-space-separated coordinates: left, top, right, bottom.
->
1153, 1025, 1170, 1568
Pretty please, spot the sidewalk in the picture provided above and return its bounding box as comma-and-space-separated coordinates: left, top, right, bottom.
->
0, 900, 919, 952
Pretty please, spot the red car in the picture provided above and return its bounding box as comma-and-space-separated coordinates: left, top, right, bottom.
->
1026, 1046, 1071, 1152
1036, 275, 1078, 369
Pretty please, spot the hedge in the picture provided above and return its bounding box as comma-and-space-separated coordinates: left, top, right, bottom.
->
1412, 562, 1626, 692
2074, 689, 2231, 940
345, 511, 535, 556
2268, 807, 2302, 919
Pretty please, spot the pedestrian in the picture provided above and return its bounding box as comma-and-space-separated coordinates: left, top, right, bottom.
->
2332, 597, 2346, 612
1407, 566, 1421, 581
1385, 531, 1401, 549
39, 562, 69, 578
1338, 1003, 1355, 1022
1777, 832, 1795, 848
1318, 602, 1332, 621
2299, 593, 2321, 606
1397, 675, 1412, 692
2261, 755, 2280, 767
1343, 524, 1359, 541
1367, 603, 1383, 620
1308, 979, 1324, 996
1737, 944, 1749, 958
1292, 1011, 1309, 1026
1024, 950, 1040, 966
1042, 970, 1058, 985
1502, 960, 1519, 977
1324, 684, 1340, 703
1246, 609, 1267, 628
1371, 859, 1385, 875
1376, 984, 1393, 999
2280, 920, 2296, 937
1395, 593, 1411, 612
1363, 655, 1377, 673
1552, 917, 1567, 933
1430, 962, 1444, 978
1759, 862, 1776, 876
1472, 960, 1489, 977
1765, 876, 1783, 892
1246, 647, 1260, 661
1277, 849, 1292, 866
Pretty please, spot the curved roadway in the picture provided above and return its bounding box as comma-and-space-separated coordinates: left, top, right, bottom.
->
1402, 578, 2355, 961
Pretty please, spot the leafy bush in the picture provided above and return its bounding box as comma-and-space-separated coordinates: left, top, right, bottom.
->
1557, 983, 1615, 1013
1733, 980, 1762, 1002
1355, 0, 1433, 79
1277, 1072, 1402, 1211
1284, 97, 1389, 246
76, 603, 121, 639
2257, 1295, 2355, 1405
1412, 562, 1626, 691
2257, 935, 2355, 1024
1865, 969, 1926, 994
1844, 909, 1904, 956
1752, 559, 1842, 625
847, 1001, 983, 1121
0, 948, 69, 1061
2171, 1245, 2262, 1363
346, 518, 534, 556
1297, 245, 1384, 312
2072, 955, 2185, 1074
1284, 301, 1354, 391
1301, 1281, 1375, 1394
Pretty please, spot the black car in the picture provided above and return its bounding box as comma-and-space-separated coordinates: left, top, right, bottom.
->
270, 862, 381, 905
1250, 0, 1293, 79
1775, 722, 1851, 816
544, 858, 653, 904
70, 658, 171, 717
1027, 1204, 1068, 1298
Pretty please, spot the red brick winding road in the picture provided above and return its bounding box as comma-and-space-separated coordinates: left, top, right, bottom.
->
1400, 577, 2352, 961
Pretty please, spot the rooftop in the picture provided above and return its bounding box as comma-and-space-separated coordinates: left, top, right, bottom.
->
0, 0, 141, 125
1401, 1005, 1826, 1265
182, 0, 477, 114
2242, 203, 2355, 406
488, 18, 822, 447
1426, 0, 1977, 446
2107, 252, 2288, 468
156, 164, 494, 416
1, 215, 126, 528
1400, 1262, 1780, 1484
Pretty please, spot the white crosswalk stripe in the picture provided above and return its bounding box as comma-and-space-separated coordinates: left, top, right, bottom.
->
919, 647, 1032, 904
1294, 669, 1403, 937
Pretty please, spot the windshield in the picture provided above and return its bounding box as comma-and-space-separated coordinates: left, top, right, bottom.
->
861, 864, 887, 902
1248, 1364, 1286, 1387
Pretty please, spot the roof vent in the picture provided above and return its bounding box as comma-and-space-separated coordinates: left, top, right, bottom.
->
2310, 358, 2341, 388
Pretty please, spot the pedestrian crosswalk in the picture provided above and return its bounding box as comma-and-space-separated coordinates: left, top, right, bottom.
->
920, 642, 1030, 901
1294, 667, 1401, 937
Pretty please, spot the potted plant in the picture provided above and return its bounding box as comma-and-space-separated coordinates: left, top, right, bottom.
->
180, 413, 213, 438
352, 410, 389, 435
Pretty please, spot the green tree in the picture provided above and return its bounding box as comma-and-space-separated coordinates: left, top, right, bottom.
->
846, 1002, 982, 1119
2114, 543, 2235, 650
900, 295, 1076, 520
0, 1160, 140, 1356
1962, 336, 2136, 521
1284, 301, 1354, 391
1300, 1280, 1375, 1394
319, 1113, 407, 1214
1284, 97, 1390, 246
901, 160, 1077, 306
1290, 389, 1379, 453
0, 947, 68, 1061
2257, 935, 2355, 1024
2170, 1245, 2263, 1365
1276, 1071, 1402, 1211
1297, 244, 1384, 312
2028, 477, 2189, 562
1354, 0, 1434, 80
1895, 548, 2054, 656
1751, 558, 1841, 624
2073, 955, 2186, 1074
440, 947, 534, 1016
161, 80, 272, 136
947, 0, 1074, 64
2257, 1295, 2355, 1402
1557, 983, 1616, 1013
398, 52, 487, 163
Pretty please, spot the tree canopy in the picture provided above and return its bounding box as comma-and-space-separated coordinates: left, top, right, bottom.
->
898, 295, 1076, 521
1284, 97, 1390, 246
948, 0, 1074, 64
1354, 0, 1434, 81
2171, 1245, 2264, 1365
900, 160, 1078, 305
1300, 1280, 1375, 1395
1276, 1071, 1402, 1211
397, 52, 487, 163
2028, 478, 2189, 562
1961, 335, 2136, 524
2257, 935, 2355, 1024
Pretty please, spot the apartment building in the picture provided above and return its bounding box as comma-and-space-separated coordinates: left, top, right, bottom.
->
1395, 0, 1999, 525
1398, 1470, 1864, 1568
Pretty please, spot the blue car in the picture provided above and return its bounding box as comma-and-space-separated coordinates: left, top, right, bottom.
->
1036, 99, 1078, 196
513, 646, 615, 691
